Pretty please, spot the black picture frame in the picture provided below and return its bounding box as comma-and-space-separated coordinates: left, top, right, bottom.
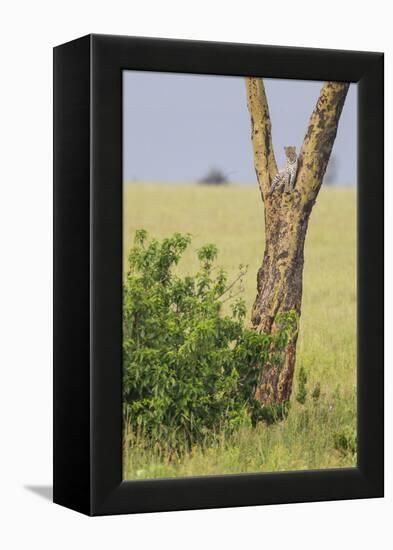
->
53, 34, 384, 516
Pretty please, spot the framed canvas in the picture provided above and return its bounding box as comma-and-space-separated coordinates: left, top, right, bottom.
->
53, 34, 384, 516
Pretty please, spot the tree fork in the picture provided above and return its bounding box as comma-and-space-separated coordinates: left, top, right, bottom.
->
245, 78, 349, 405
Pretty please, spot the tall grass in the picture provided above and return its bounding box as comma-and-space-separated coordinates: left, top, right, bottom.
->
123, 183, 357, 479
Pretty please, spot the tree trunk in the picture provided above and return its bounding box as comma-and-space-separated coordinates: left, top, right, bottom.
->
245, 78, 349, 405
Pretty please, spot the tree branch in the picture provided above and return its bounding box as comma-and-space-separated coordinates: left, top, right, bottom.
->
297, 82, 350, 201
245, 78, 277, 201
217, 266, 248, 300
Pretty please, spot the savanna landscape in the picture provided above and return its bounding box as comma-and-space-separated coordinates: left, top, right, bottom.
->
122, 182, 356, 479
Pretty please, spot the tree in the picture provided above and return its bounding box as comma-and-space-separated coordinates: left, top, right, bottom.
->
245, 78, 349, 405
199, 166, 229, 185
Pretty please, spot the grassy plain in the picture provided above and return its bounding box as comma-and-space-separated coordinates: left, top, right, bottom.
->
123, 182, 357, 479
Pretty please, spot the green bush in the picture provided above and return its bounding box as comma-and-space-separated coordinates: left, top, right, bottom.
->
296, 365, 308, 405
333, 427, 357, 457
123, 230, 294, 453
311, 382, 321, 402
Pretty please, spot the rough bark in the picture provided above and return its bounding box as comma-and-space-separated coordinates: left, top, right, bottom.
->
245, 78, 349, 405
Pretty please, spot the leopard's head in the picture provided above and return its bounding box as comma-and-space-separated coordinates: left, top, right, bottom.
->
284, 146, 297, 162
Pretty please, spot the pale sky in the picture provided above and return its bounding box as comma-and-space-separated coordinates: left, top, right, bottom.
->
123, 71, 357, 186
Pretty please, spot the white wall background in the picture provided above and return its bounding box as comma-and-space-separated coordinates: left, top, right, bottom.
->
0, 1, 390, 548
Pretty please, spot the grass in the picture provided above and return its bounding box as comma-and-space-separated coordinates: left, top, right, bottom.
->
123, 182, 357, 479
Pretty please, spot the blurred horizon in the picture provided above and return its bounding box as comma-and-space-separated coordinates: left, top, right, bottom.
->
123, 71, 357, 186
123, 180, 356, 188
